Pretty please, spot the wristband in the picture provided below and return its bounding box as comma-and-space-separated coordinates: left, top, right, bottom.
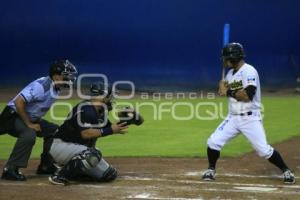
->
100, 127, 113, 137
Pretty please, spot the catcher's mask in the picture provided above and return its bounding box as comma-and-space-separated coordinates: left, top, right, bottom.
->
90, 82, 115, 111
49, 59, 78, 85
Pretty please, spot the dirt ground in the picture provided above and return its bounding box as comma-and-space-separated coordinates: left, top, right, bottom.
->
0, 137, 299, 200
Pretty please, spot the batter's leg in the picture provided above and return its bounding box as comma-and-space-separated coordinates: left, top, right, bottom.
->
206, 117, 239, 168
203, 116, 239, 180
240, 119, 295, 184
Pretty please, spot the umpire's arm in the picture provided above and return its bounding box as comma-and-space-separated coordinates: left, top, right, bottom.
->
15, 96, 41, 132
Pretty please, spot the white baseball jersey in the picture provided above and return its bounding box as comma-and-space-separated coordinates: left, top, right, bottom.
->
225, 63, 261, 115
207, 62, 274, 159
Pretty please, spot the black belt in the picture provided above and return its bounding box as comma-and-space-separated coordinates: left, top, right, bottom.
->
239, 111, 252, 116
2, 106, 17, 115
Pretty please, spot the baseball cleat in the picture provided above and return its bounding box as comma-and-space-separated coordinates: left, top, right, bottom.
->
202, 169, 216, 181
1, 167, 26, 181
49, 175, 69, 186
283, 170, 295, 184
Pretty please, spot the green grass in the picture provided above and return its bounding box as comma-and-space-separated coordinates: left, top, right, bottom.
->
0, 96, 300, 159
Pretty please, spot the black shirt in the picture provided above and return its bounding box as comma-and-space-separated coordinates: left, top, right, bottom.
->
55, 101, 112, 147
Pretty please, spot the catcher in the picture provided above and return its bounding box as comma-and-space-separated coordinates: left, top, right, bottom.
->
48, 83, 144, 185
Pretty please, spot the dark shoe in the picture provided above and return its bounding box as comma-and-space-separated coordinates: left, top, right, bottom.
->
1, 167, 26, 181
36, 164, 57, 175
49, 175, 69, 186
283, 170, 296, 184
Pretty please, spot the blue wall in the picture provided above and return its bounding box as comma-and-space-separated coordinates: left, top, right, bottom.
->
1, 0, 300, 90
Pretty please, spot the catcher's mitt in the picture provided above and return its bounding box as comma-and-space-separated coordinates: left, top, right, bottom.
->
117, 107, 144, 126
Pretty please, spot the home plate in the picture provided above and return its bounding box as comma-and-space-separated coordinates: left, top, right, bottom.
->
234, 186, 278, 192
127, 193, 204, 200
129, 193, 152, 198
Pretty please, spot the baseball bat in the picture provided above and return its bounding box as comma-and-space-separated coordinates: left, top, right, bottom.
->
222, 23, 230, 80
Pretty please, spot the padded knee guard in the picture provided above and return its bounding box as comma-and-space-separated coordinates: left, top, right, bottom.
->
58, 148, 102, 178
80, 148, 102, 170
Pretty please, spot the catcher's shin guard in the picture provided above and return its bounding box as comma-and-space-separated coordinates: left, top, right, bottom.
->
58, 148, 102, 179
101, 165, 118, 182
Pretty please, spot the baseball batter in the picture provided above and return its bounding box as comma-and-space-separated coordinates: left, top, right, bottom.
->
202, 43, 295, 184
48, 83, 144, 185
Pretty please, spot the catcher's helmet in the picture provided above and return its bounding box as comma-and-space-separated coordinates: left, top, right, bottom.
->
90, 82, 113, 98
49, 59, 78, 83
90, 82, 114, 110
221, 42, 245, 60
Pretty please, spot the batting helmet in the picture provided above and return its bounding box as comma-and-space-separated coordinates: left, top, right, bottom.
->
221, 42, 245, 60
49, 59, 78, 83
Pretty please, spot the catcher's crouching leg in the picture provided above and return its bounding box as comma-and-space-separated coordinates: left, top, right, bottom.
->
49, 148, 103, 185
85, 155, 118, 182
101, 165, 118, 182
78, 148, 118, 182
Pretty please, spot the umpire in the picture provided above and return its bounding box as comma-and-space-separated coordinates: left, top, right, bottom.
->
0, 60, 77, 181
